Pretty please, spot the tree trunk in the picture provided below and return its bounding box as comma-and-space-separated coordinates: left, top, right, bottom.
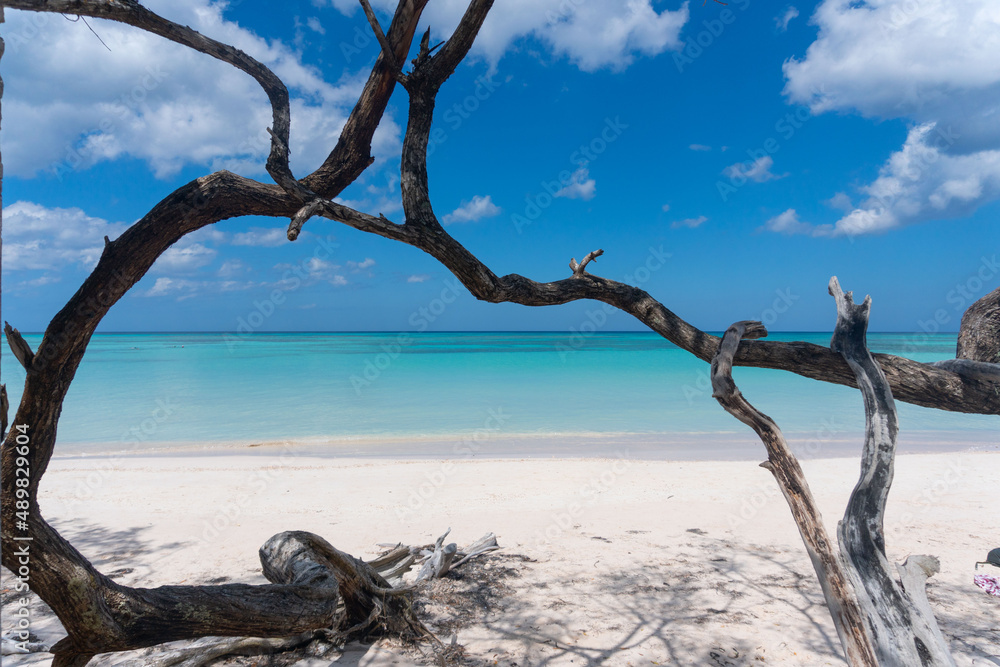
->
711, 320, 878, 666
957, 286, 1000, 363
829, 278, 955, 667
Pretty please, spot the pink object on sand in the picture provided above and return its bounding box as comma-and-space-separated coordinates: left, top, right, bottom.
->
974, 574, 1000, 597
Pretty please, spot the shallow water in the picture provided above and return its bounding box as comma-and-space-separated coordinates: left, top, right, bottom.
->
2, 332, 995, 454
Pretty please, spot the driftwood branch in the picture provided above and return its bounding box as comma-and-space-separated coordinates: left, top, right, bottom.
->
829, 277, 955, 667
569, 249, 604, 276
711, 320, 877, 666
4, 322, 35, 371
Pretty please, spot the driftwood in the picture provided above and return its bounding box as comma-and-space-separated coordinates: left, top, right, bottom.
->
829, 278, 955, 667
408, 529, 500, 582
124, 530, 497, 666
712, 278, 959, 666
0, 0, 996, 664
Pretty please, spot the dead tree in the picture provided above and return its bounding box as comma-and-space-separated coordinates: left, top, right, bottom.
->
1, 0, 998, 665
711, 278, 961, 666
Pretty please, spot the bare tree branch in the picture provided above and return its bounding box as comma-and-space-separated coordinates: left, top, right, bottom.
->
569, 249, 604, 276
830, 277, 956, 666
359, 0, 406, 83
4, 322, 35, 371
711, 319, 877, 667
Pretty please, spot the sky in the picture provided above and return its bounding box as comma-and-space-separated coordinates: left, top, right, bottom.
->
1, 0, 999, 334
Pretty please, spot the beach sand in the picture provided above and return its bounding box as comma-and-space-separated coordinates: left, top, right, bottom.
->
3, 447, 999, 666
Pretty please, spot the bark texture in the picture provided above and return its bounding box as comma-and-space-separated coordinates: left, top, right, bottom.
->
711, 321, 877, 666
829, 278, 955, 667
957, 286, 1000, 363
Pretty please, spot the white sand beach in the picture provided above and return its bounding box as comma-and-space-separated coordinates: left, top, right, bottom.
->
3, 447, 999, 666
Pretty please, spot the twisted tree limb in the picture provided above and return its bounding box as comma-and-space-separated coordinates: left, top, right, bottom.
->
830, 277, 955, 667
711, 320, 877, 666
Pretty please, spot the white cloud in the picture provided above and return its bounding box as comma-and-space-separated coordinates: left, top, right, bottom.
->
347, 258, 376, 271
0, 201, 128, 271
554, 167, 597, 200
722, 155, 786, 183
762, 209, 817, 235
780, 0, 1000, 233
407, 274, 430, 283
154, 243, 217, 272
775, 7, 799, 32
661, 204, 671, 212
442, 195, 501, 225
232, 228, 288, 247
330, 0, 690, 72
827, 124, 1000, 236
2, 0, 400, 179
689, 144, 711, 151
824, 191, 853, 211
218, 259, 248, 278
671, 215, 708, 229
306, 17, 325, 35
141, 277, 202, 298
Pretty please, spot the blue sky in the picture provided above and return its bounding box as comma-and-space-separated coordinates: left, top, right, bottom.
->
2, 0, 998, 333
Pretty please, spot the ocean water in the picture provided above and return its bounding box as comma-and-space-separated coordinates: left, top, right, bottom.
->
1, 332, 996, 455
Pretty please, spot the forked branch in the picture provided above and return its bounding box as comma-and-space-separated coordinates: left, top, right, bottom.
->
829, 277, 955, 666
711, 320, 877, 666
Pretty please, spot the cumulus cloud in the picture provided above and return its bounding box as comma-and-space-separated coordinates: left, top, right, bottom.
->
442, 195, 501, 225
2, 0, 400, 179
347, 258, 376, 272
722, 155, 786, 183
327, 0, 689, 72
231, 228, 288, 247
554, 167, 597, 200
407, 274, 430, 283
780, 0, 1000, 234
775, 7, 799, 32
671, 215, 708, 229
1, 201, 128, 272
154, 243, 217, 273
689, 144, 712, 151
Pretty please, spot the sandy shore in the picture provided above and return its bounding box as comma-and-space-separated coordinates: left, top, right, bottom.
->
3, 449, 999, 665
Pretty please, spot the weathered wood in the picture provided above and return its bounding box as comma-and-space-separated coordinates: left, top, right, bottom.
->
4, 322, 34, 371
569, 249, 604, 276
416, 529, 459, 582
957, 286, 1000, 363
1, 384, 8, 439
829, 277, 956, 667
142, 633, 316, 667
260, 531, 430, 641
711, 320, 878, 666
451, 533, 501, 568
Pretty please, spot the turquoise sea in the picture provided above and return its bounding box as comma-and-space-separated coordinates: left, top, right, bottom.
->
1, 332, 996, 457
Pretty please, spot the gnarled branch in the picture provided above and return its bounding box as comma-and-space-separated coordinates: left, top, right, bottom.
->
830, 277, 955, 667
711, 319, 877, 666
569, 249, 604, 276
